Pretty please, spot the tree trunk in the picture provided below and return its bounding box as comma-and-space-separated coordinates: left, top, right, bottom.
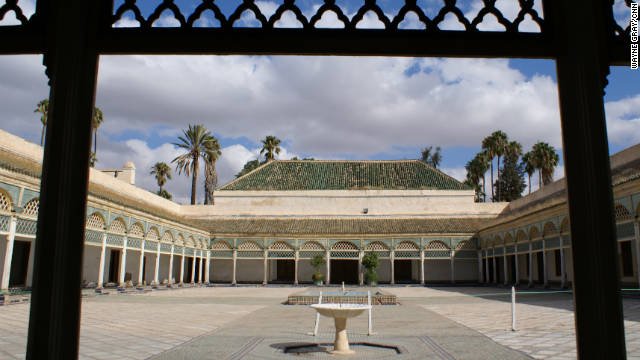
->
204, 161, 217, 205
482, 174, 486, 202
490, 160, 494, 202
191, 156, 198, 205
93, 129, 97, 155
539, 170, 543, 189
204, 164, 209, 205
528, 174, 531, 194
210, 165, 218, 205
40, 125, 45, 146
496, 156, 501, 202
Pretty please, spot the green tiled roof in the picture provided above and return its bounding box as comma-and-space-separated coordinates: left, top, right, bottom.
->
220, 160, 469, 191
202, 217, 487, 235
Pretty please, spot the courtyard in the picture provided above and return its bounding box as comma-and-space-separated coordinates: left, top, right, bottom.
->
1, 286, 639, 359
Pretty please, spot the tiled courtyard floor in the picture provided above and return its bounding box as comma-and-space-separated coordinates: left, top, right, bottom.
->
0, 285, 638, 359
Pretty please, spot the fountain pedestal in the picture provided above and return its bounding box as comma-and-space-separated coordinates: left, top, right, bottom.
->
310, 304, 372, 355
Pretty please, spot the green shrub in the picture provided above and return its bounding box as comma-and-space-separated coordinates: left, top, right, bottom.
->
365, 270, 378, 284
311, 254, 326, 270
311, 254, 326, 283
362, 252, 379, 271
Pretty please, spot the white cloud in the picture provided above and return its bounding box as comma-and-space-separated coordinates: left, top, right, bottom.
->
96, 136, 298, 203
605, 94, 640, 146
441, 166, 466, 182
91, 55, 565, 158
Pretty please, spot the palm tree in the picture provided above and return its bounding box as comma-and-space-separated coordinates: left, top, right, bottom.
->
491, 131, 508, 201
172, 125, 214, 205
421, 146, 442, 168
522, 151, 536, 194
89, 152, 98, 168
465, 157, 483, 202
506, 141, 522, 159
204, 135, 222, 205
260, 135, 281, 162
92, 107, 104, 157
34, 99, 49, 146
150, 162, 172, 193
474, 151, 490, 202
482, 131, 508, 202
533, 142, 559, 188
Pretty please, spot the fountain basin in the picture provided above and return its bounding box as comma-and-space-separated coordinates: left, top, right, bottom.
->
311, 303, 371, 319
310, 304, 371, 355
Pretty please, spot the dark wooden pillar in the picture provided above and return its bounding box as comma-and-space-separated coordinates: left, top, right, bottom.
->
548, 0, 627, 358
26, 0, 101, 358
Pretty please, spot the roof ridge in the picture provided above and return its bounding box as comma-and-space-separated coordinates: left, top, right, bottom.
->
414, 160, 468, 188
218, 160, 273, 190
274, 159, 421, 163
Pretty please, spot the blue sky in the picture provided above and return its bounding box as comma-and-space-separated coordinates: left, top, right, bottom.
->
0, 0, 638, 204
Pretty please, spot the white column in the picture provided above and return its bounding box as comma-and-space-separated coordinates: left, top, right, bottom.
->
450, 250, 455, 284
420, 250, 425, 285
232, 249, 237, 285
190, 250, 196, 283
635, 222, 640, 289
528, 242, 533, 287
118, 238, 128, 286
560, 247, 566, 288
138, 239, 145, 286
262, 250, 268, 285
168, 245, 174, 284
325, 250, 331, 285
153, 242, 160, 285
97, 233, 107, 288
542, 241, 548, 287
205, 251, 210, 283
514, 248, 519, 285
503, 252, 508, 285
390, 250, 395, 285
198, 252, 203, 283
294, 250, 299, 285
179, 248, 185, 284
358, 250, 364, 286
477, 251, 483, 283
1, 217, 17, 290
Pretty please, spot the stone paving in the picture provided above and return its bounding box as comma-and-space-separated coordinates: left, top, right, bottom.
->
408, 286, 640, 360
0, 285, 638, 359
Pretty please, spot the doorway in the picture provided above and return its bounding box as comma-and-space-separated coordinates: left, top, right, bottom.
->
186, 257, 193, 282
330, 260, 358, 284
394, 260, 412, 283
9, 240, 31, 287
536, 252, 544, 283
276, 260, 295, 282
108, 250, 120, 283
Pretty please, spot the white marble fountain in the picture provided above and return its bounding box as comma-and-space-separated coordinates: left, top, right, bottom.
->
310, 303, 372, 355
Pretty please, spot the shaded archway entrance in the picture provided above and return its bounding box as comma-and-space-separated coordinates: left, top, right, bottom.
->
330, 260, 358, 285
9, 240, 31, 288
276, 260, 295, 282
394, 260, 413, 283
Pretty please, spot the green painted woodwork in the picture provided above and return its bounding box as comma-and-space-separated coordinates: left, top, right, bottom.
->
20, 188, 39, 208
0, 181, 20, 208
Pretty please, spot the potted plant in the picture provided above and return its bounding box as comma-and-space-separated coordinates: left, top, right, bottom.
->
311, 254, 326, 286
362, 252, 379, 286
